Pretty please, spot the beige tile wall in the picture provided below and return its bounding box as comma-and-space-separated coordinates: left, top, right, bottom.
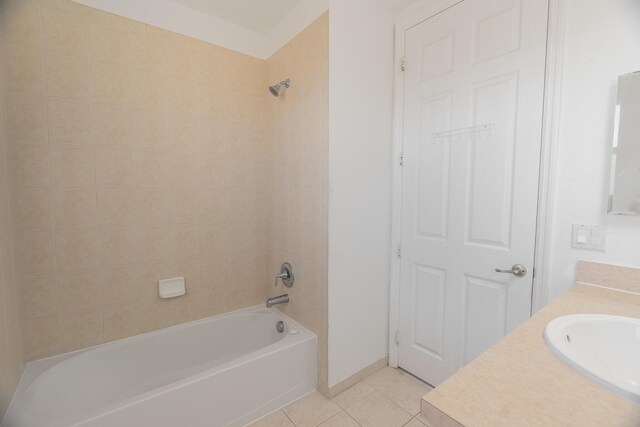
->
265, 14, 329, 394
3, 0, 273, 361
1, 0, 331, 407
0, 3, 26, 416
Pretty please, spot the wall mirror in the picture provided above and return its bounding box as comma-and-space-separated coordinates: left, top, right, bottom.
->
608, 71, 640, 215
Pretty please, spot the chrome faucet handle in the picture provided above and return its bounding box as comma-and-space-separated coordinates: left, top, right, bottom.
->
274, 262, 295, 288
274, 273, 287, 287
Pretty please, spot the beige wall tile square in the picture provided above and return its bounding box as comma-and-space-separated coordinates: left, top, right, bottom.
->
6, 90, 47, 143
90, 62, 130, 106
200, 254, 230, 287
100, 265, 143, 305
193, 120, 225, 155
91, 104, 129, 148
53, 188, 97, 229
126, 33, 160, 71
200, 190, 229, 223
41, 6, 88, 57
88, 20, 129, 64
4, 42, 45, 95
18, 230, 55, 276
138, 298, 175, 332
200, 153, 229, 189
61, 309, 103, 352
133, 151, 168, 188
198, 222, 229, 256
169, 191, 202, 224
55, 229, 98, 272
172, 224, 200, 260
228, 249, 266, 282
44, 51, 90, 101
195, 85, 224, 119
139, 227, 173, 263
51, 146, 95, 187
169, 152, 202, 189
96, 188, 135, 226
98, 228, 139, 267
14, 188, 52, 230
58, 269, 101, 314
95, 148, 133, 188
201, 285, 232, 317
103, 302, 141, 342
159, 41, 193, 81
24, 315, 60, 360
127, 71, 164, 112
21, 275, 59, 319
11, 144, 51, 188
189, 43, 224, 87
47, 98, 91, 145
0, 1, 42, 47
172, 289, 210, 324
163, 78, 197, 116
134, 190, 169, 227
0, 194, 11, 243
128, 110, 165, 150
166, 118, 199, 154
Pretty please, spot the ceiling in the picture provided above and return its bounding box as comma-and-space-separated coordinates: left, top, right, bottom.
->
374, 0, 424, 13
170, 0, 303, 34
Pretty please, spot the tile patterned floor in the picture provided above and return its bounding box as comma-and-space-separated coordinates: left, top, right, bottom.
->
248, 367, 433, 427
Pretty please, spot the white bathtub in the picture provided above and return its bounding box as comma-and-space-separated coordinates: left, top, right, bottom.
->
2, 306, 316, 427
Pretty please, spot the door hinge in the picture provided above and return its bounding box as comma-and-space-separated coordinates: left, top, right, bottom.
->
399, 153, 404, 166
400, 56, 406, 72
394, 331, 399, 344
397, 244, 401, 258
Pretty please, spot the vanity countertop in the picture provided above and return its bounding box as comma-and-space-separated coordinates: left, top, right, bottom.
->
421, 283, 640, 427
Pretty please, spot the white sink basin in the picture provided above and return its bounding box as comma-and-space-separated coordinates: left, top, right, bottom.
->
544, 314, 640, 403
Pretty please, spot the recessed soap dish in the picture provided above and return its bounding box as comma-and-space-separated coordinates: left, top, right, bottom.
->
158, 277, 186, 299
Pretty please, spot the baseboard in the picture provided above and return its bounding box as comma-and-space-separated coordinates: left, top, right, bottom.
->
327, 356, 388, 398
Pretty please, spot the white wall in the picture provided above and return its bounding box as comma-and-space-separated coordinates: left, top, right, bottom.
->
72, 0, 328, 59
547, 0, 640, 300
327, 0, 395, 387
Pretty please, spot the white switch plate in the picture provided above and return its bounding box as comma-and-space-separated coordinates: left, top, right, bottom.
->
571, 224, 606, 251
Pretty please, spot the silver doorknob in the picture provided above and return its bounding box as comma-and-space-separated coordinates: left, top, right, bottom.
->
495, 264, 527, 277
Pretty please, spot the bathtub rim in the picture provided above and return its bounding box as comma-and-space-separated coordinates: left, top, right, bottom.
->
3, 305, 316, 427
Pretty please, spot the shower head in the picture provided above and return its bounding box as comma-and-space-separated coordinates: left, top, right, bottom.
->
269, 79, 291, 97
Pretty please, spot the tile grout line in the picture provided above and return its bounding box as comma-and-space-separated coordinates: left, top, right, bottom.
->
279, 408, 296, 427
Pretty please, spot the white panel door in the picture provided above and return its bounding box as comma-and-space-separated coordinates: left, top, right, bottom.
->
398, 0, 548, 386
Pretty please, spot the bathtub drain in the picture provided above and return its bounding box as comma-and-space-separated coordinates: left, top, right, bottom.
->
276, 321, 285, 333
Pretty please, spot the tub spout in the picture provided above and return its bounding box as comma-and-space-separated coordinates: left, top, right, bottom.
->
266, 294, 289, 308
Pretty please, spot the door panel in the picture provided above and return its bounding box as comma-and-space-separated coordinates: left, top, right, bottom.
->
463, 275, 508, 363
417, 92, 452, 241
412, 265, 446, 359
398, 0, 548, 386
466, 73, 518, 248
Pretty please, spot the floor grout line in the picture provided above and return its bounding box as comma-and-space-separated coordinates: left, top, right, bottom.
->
281, 408, 296, 426
255, 367, 426, 427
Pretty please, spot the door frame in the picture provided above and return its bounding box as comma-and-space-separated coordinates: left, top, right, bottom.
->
388, 0, 569, 368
